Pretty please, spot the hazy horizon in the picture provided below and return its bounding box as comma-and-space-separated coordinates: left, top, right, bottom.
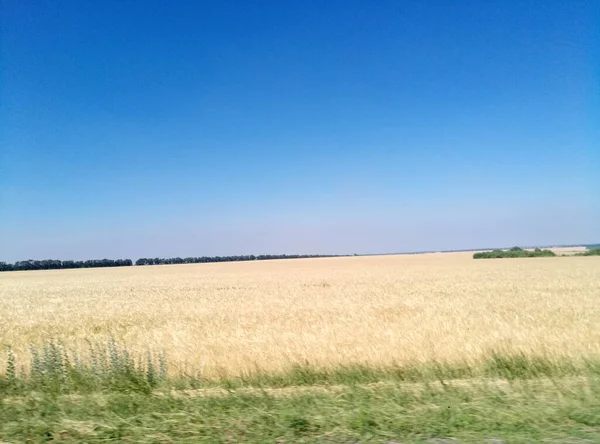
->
2, 210, 598, 263
2, 1, 599, 262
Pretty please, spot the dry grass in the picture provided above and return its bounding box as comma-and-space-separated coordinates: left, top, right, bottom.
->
1, 253, 599, 378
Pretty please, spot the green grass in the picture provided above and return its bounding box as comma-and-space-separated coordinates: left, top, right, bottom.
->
2, 375, 599, 442
2, 343, 600, 442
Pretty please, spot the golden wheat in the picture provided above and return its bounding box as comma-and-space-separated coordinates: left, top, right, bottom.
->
1, 252, 599, 377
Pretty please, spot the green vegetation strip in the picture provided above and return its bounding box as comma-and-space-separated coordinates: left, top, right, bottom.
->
2, 345, 600, 442
576, 248, 600, 256
2, 375, 599, 443
473, 246, 600, 259
473, 247, 556, 259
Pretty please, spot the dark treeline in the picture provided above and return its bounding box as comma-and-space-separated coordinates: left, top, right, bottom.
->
135, 254, 339, 266
0, 259, 133, 272
0, 254, 341, 272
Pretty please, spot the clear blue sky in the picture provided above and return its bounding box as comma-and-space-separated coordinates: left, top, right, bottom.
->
1, 0, 599, 261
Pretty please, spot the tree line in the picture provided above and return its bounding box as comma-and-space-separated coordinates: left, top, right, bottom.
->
0, 259, 133, 272
0, 254, 340, 272
135, 254, 338, 266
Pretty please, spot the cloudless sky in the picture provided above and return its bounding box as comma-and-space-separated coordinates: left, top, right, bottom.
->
1, 0, 599, 261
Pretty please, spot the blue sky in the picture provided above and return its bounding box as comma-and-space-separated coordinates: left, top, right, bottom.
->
1, 0, 599, 261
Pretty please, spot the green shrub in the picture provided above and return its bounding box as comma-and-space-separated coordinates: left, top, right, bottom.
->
575, 248, 600, 257
473, 247, 556, 259
1, 340, 167, 395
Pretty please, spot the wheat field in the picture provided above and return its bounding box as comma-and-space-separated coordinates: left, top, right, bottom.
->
1, 252, 599, 377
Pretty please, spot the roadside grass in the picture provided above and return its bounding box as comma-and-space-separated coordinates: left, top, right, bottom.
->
1, 373, 599, 442
1, 343, 600, 442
